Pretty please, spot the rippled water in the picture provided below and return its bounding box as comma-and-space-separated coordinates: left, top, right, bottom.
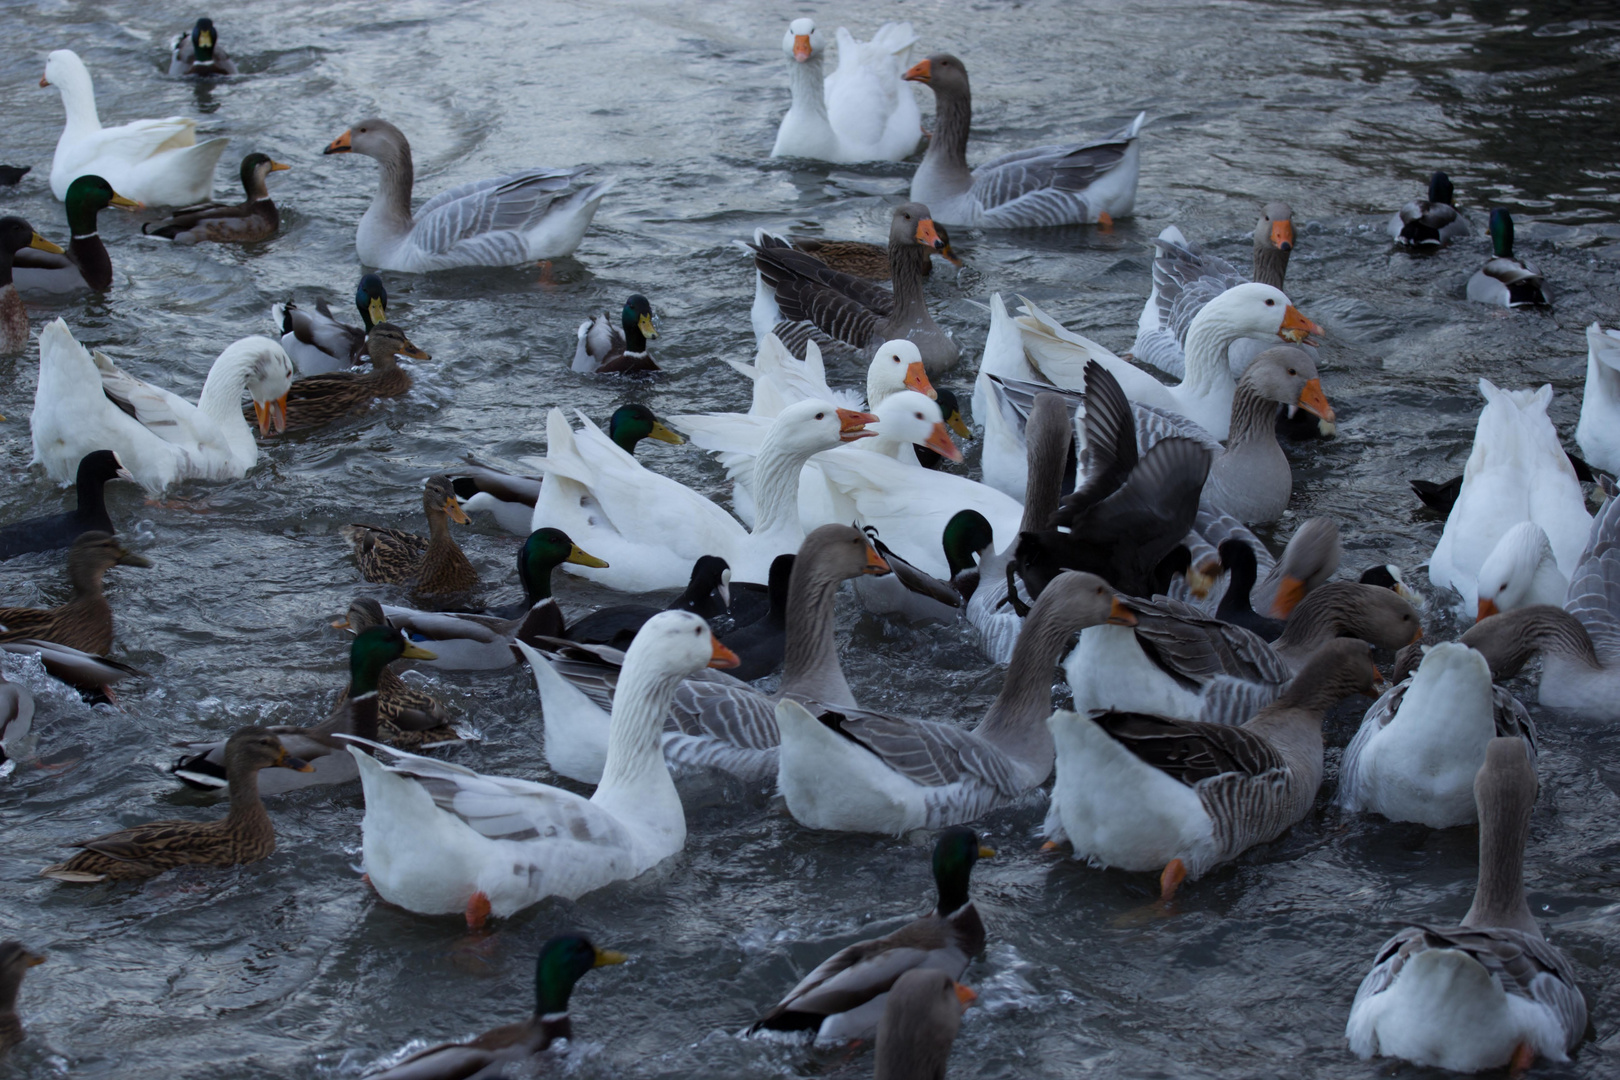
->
2, 1, 1618, 1077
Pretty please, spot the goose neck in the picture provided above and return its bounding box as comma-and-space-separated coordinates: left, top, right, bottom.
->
751, 431, 821, 535
973, 598, 1074, 776
786, 55, 829, 118
919, 84, 973, 188
1182, 305, 1247, 394
1227, 380, 1280, 446
1463, 800, 1536, 934
367, 147, 416, 233
54, 69, 102, 137
887, 240, 931, 322
779, 561, 854, 706
595, 658, 686, 797
1251, 239, 1290, 291
194, 349, 262, 453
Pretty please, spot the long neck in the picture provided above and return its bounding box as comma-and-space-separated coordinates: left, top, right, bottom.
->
1273, 585, 1354, 653
887, 239, 930, 321
973, 599, 1073, 777
1463, 799, 1536, 933
369, 146, 416, 232
75, 469, 110, 525
55, 70, 102, 137
920, 83, 973, 183
223, 762, 274, 837
1020, 430, 1068, 534
1217, 553, 1259, 618
786, 54, 829, 119
195, 351, 260, 458
1252, 238, 1289, 290
751, 431, 820, 535
779, 563, 854, 706
592, 655, 685, 813
1227, 380, 1279, 446
1465, 606, 1601, 678
1181, 306, 1245, 397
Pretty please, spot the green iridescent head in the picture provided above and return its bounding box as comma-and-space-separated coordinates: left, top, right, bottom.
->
191, 18, 220, 62
519, 528, 607, 601
533, 934, 627, 1016
931, 826, 992, 915
941, 510, 995, 577
63, 175, 140, 233
348, 625, 435, 696
608, 403, 684, 454
1488, 207, 1515, 259
354, 274, 388, 330
621, 294, 656, 351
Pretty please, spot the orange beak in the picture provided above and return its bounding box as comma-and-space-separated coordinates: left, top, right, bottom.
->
938, 243, 964, 268
922, 422, 963, 463
1409, 625, 1423, 643
1271, 219, 1294, 252
1477, 597, 1499, 623
904, 361, 935, 399
915, 217, 946, 252
1278, 305, 1324, 343
904, 58, 931, 83
1372, 667, 1385, 685
39, 73, 49, 87
953, 981, 977, 1007
1270, 574, 1307, 618
324, 129, 353, 155
792, 34, 811, 61
254, 395, 288, 436
708, 637, 741, 669
864, 542, 890, 575
836, 407, 878, 441
396, 337, 431, 360
445, 496, 470, 525
1296, 378, 1334, 422
1106, 598, 1137, 626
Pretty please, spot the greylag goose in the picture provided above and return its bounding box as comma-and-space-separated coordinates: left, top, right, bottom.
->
1467, 209, 1549, 307
1346, 739, 1587, 1071
1388, 170, 1470, 247
1201, 345, 1335, 523
323, 118, 614, 272
748, 204, 959, 372
903, 54, 1144, 227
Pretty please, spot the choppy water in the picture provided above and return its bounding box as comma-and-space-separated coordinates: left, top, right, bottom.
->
1, 1, 1618, 1077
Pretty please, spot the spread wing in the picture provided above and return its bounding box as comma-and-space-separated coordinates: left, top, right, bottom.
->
1151, 230, 1245, 346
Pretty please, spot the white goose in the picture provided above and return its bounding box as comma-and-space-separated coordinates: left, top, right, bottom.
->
1337, 643, 1536, 829
323, 118, 615, 272
1473, 521, 1568, 621
344, 611, 738, 926
1576, 322, 1620, 475
530, 399, 875, 592
1428, 380, 1590, 613
30, 320, 292, 494
42, 50, 228, 206
771, 19, 921, 163
1346, 739, 1587, 1071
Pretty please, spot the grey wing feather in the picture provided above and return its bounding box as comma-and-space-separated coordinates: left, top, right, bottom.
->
1195, 676, 1281, 726
410, 168, 587, 256
1152, 233, 1244, 348
1129, 600, 1292, 686
1133, 403, 1223, 455
668, 674, 778, 749
1564, 491, 1620, 656
820, 706, 1025, 796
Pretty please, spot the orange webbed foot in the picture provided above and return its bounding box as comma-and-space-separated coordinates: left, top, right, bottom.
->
1096, 211, 1114, 232
1159, 858, 1187, 903
465, 890, 492, 931
1509, 1042, 1535, 1076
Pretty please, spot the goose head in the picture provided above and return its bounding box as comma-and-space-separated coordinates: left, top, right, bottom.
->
761, 399, 877, 458
1242, 346, 1333, 422
40, 50, 93, 99
324, 118, 408, 162
868, 390, 961, 462
1268, 516, 1342, 617
867, 340, 935, 405
227, 337, 293, 435
782, 18, 824, 63
797, 523, 890, 581
904, 53, 970, 98
1190, 282, 1323, 349
1475, 521, 1560, 621
1033, 571, 1137, 629
624, 610, 738, 675
890, 203, 948, 258
1256, 202, 1294, 252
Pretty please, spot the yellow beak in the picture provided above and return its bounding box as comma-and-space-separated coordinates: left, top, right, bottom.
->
401, 641, 439, 660
649, 420, 684, 446
638, 313, 658, 340
566, 544, 609, 569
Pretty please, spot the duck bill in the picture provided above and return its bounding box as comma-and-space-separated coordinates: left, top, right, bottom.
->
270, 161, 291, 173
1278, 305, 1324, 343
29, 232, 64, 255
401, 641, 439, 661
24, 951, 45, 967
836, 407, 878, 441
648, 420, 685, 445
1271, 220, 1294, 252
1296, 378, 1335, 422
116, 548, 153, 568
444, 497, 471, 525
566, 543, 609, 569
1106, 598, 1137, 626
904, 58, 932, 83
863, 542, 890, 575
977, 844, 996, 858
1185, 560, 1220, 599
638, 313, 658, 340
792, 34, 812, 61
954, 982, 978, 1007
396, 337, 431, 360
594, 947, 629, 967
915, 218, 946, 252
1269, 574, 1307, 618
904, 361, 936, 399
367, 297, 387, 325
324, 129, 353, 155
708, 637, 741, 669
330, 616, 352, 630
280, 753, 316, 774
923, 422, 963, 463
110, 192, 143, 211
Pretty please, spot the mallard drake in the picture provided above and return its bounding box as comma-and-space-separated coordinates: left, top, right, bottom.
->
0, 942, 46, 1056
748, 205, 959, 371
169, 17, 238, 77
1346, 739, 1587, 1071
172, 626, 436, 793
0, 675, 35, 772
341, 475, 476, 600
0, 218, 61, 352
1388, 170, 1471, 247
750, 828, 989, 1042
33, 322, 292, 493
905, 54, 1143, 227
771, 18, 921, 163
142, 153, 287, 245
788, 224, 962, 281
346, 612, 738, 926
368, 936, 626, 1079
323, 118, 614, 271
262, 322, 427, 432
573, 294, 658, 373
1468, 209, 1549, 307
41, 50, 228, 206
275, 274, 388, 376
332, 599, 455, 748
0, 532, 149, 655
1338, 642, 1536, 828
42, 729, 311, 882
876, 969, 973, 1080
1576, 322, 1620, 475
0, 451, 126, 560
12, 175, 139, 295
1045, 639, 1381, 898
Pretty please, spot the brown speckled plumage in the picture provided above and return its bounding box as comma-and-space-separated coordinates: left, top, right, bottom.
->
0, 532, 149, 654
341, 476, 477, 600
256, 323, 426, 432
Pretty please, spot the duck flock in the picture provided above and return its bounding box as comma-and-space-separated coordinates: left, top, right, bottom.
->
0, 10, 1615, 1079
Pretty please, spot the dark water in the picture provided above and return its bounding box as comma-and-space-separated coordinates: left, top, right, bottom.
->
1, 1, 1618, 1077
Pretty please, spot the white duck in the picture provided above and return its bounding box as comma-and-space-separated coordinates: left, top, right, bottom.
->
30, 320, 292, 494
1428, 380, 1590, 613
1346, 739, 1587, 1072
1473, 521, 1568, 621
1337, 643, 1536, 829
1575, 322, 1620, 475
1012, 284, 1322, 442
42, 50, 228, 206
772, 19, 921, 163
729, 336, 934, 421
323, 118, 615, 272
530, 399, 876, 592
345, 611, 738, 926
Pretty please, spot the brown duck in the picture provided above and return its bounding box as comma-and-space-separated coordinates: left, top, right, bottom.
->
142, 153, 289, 245
331, 597, 456, 747
40, 729, 311, 882
0, 941, 45, 1057
0, 532, 149, 654
252, 322, 427, 432
341, 475, 477, 599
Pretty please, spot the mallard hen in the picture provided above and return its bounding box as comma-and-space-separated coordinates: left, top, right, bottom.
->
142, 153, 288, 245
257, 322, 427, 431
0, 532, 149, 654
12, 175, 139, 295
0, 216, 63, 352
341, 475, 476, 599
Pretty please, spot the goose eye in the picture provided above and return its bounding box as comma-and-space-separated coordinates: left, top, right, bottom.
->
814, 412, 825, 419
1264, 298, 1275, 306
1287, 368, 1297, 376
915, 412, 924, 420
